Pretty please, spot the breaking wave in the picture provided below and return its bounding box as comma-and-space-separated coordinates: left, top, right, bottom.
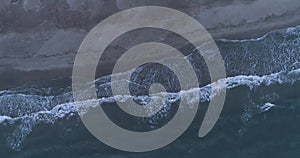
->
0, 25, 300, 154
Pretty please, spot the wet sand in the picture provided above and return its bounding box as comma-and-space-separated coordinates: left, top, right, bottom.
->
0, 0, 300, 89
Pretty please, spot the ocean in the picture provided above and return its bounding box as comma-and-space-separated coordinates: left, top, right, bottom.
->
0, 25, 300, 157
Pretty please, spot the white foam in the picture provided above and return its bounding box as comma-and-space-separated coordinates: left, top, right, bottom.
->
218, 34, 268, 43
3, 67, 300, 151
3, 68, 300, 123
261, 103, 276, 112
218, 25, 300, 42
0, 115, 12, 123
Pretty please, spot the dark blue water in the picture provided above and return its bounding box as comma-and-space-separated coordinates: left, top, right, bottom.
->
0, 26, 300, 157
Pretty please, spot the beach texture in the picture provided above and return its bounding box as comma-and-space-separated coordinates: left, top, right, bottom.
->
0, 0, 300, 88
1, 1, 300, 157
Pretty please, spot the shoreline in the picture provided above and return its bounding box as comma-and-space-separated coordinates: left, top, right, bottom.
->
1, 0, 300, 89
1, 24, 299, 90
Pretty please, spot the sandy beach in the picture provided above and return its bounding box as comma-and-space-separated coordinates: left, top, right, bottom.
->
0, 0, 300, 89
